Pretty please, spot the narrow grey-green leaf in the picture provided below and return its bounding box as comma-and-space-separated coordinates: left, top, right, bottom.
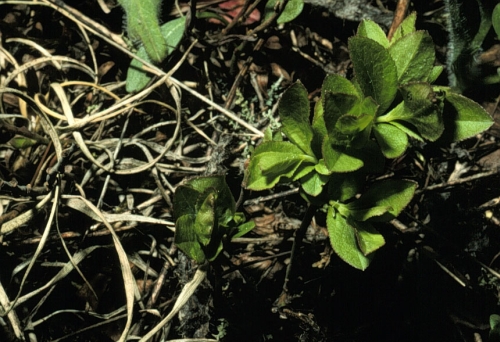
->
349, 36, 398, 114
126, 17, 186, 92
119, 0, 167, 63
279, 81, 315, 156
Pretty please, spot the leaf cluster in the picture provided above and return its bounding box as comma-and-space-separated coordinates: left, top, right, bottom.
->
245, 14, 493, 270
173, 176, 254, 263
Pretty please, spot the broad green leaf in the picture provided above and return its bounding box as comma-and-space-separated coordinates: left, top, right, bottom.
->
279, 81, 315, 156
323, 92, 360, 144
490, 314, 500, 342
353, 220, 385, 255
357, 19, 389, 48
174, 185, 201, 218
264, 0, 304, 24
277, 0, 304, 24
300, 171, 329, 196
119, 0, 167, 63
494, 4, 500, 39
246, 141, 316, 190
386, 120, 423, 141
390, 12, 416, 43
373, 123, 408, 158
347, 179, 417, 222
312, 100, 327, 156
348, 36, 398, 114
315, 159, 331, 175
321, 74, 361, 99
327, 171, 365, 202
175, 214, 206, 263
388, 31, 435, 84
440, 92, 494, 142
384, 83, 445, 141
428, 65, 444, 83
322, 139, 364, 173
126, 17, 186, 92
348, 205, 391, 221
335, 114, 372, 135
327, 207, 371, 270
292, 164, 316, 181
194, 190, 216, 246
186, 175, 236, 224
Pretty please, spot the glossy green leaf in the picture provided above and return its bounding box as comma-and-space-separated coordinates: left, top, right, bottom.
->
175, 214, 206, 263
126, 17, 186, 92
194, 190, 217, 246
119, 0, 167, 63
357, 19, 389, 48
441, 92, 494, 142
349, 36, 398, 114
8, 137, 37, 149
279, 81, 315, 156
347, 179, 417, 222
327, 207, 371, 270
390, 12, 416, 43
322, 139, 364, 173
264, 0, 304, 24
246, 141, 316, 190
353, 220, 385, 255
388, 31, 435, 84
373, 122, 408, 158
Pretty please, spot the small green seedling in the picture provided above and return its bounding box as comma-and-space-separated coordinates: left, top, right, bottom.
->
174, 175, 254, 263
245, 13, 493, 270
118, 0, 186, 92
